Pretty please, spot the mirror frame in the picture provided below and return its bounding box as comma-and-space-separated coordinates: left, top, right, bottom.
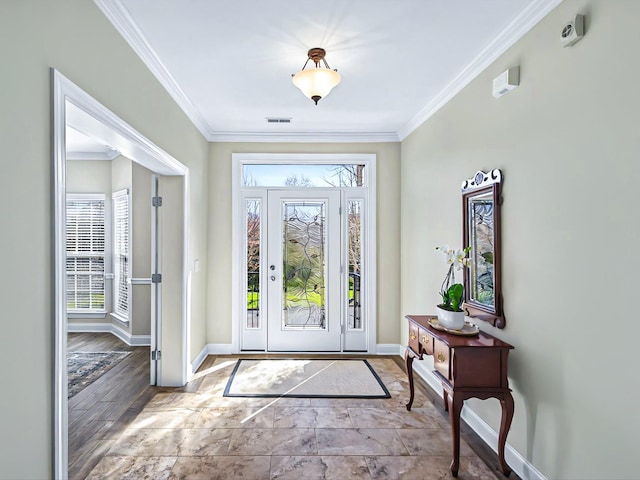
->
461, 169, 504, 328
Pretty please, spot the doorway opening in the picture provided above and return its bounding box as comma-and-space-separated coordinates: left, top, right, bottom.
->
52, 69, 189, 479
232, 154, 377, 353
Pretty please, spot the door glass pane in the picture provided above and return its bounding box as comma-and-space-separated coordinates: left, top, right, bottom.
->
246, 200, 261, 328
243, 164, 365, 187
282, 201, 326, 329
348, 200, 362, 330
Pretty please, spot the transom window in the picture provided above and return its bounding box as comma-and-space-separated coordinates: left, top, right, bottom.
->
243, 164, 366, 188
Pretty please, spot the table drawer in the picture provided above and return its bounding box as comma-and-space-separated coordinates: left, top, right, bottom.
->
420, 328, 433, 355
409, 323, 420, 354
434, 339, 450, 380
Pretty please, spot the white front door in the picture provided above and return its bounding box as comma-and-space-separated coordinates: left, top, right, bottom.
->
266, 190, 342, 351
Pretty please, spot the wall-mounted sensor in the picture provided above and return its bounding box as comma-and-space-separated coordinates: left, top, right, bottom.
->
561, 14, 584, 47
492, 66, 520, 98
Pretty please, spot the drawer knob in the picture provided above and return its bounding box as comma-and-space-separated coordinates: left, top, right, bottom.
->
422, 335, 428, 343
410, 332, 416, 340
437, 353, 445, 363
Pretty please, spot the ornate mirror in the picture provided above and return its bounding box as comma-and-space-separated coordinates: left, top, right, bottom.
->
461, 169, 504, 328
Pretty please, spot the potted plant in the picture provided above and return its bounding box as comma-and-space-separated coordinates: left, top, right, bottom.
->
435, 245, 471, 330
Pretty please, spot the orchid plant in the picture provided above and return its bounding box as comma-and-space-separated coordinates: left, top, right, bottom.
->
436, 245, 471, 312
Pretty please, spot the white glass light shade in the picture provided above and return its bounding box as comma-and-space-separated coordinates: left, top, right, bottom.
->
292, 68, 341, 104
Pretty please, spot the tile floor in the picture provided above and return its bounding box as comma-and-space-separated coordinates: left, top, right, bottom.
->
85, 356, 500, 479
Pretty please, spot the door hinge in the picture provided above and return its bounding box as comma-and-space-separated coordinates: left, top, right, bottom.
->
151, 273, 162, 283
152, 196, 163, 207
151, 350, 161, 361
339, 206, 342, 215
341, 323, 346, 334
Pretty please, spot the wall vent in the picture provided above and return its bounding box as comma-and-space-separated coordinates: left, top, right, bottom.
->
266, 117, 292, 124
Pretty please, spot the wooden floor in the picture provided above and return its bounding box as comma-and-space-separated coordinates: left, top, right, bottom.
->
68, 332, 155, 480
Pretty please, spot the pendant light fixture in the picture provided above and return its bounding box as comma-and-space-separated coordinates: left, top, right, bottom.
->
292, 48, 341, 105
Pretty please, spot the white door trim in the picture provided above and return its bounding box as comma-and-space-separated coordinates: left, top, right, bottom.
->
52, 69, 189, 479
231, 153, 377, 354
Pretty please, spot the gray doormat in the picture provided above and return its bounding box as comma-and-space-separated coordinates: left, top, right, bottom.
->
224, 359, 390, 398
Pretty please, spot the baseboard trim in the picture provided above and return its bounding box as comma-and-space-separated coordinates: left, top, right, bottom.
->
191, 343, 235, 373
68, 322, 151, 347
375, 343, 404, 355
410, 351, 547, 480
191, 343, 403, 373
68, 322, 111, 333
208, 343, 234, 355
191, 344, 210, 374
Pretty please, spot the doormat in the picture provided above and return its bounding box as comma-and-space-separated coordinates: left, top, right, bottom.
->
223, 359, 391, 398
68, 351, 131, 398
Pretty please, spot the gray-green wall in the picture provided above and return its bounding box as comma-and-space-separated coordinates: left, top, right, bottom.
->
0, 1, 209, 478
400, 1, 640, 478
207, 142, 401, 346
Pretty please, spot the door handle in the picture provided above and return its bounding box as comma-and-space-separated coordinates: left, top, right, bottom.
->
270, 265, 276, 271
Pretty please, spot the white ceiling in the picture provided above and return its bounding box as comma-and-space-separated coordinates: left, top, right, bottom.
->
95, 0, 562, 142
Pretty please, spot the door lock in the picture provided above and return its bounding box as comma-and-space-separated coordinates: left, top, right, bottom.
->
270, 275, 276, 281
270, 265, 276, 270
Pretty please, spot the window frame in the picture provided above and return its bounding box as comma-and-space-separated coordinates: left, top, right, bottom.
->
112, 189, 131, 324
65, 193, 107, 314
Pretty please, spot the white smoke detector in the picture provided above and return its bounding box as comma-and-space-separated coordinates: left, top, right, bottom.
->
561, 14, 585, 47
492, 67, 520, 98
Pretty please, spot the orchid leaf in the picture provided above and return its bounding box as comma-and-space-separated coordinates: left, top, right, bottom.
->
447, 283, 464, 311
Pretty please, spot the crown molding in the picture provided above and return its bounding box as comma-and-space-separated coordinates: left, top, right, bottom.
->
209, 131, 400, 143
96, 0, 562, 144
397, 0, 564, 140
94, 0, 214, 139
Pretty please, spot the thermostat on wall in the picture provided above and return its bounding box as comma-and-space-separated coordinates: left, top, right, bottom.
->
492, 66, 520, 98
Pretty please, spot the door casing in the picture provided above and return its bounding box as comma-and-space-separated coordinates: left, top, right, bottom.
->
52, 69, 189, 479
231, 153, 377, 354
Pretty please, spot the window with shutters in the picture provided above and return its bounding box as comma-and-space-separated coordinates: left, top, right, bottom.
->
66, 194, 106, 312
112, 189, 130, 322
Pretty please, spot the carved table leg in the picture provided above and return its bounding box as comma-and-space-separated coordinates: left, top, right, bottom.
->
404, 348, 415, 411
498, 391, 515, 477
447, 392, 464, 477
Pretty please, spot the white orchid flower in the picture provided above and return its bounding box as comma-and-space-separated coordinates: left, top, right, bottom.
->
436, 245, 470, 269
436, 245, 456, 263
453, 249, 469, 270
436, 244, 470, 311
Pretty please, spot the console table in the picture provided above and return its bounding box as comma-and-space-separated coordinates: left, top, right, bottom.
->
405, 315, 514, 477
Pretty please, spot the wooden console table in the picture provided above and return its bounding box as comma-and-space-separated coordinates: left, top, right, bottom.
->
405, 315, 514, 477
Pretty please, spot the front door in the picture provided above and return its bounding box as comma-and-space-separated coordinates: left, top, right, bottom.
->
266, 190, 342, 351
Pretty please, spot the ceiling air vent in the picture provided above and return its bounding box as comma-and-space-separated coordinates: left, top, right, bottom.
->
266, 117, 292, 124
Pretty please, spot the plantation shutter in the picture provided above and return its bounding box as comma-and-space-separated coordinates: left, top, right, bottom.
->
66, 195, 106, 311
113, 189, 130, 320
